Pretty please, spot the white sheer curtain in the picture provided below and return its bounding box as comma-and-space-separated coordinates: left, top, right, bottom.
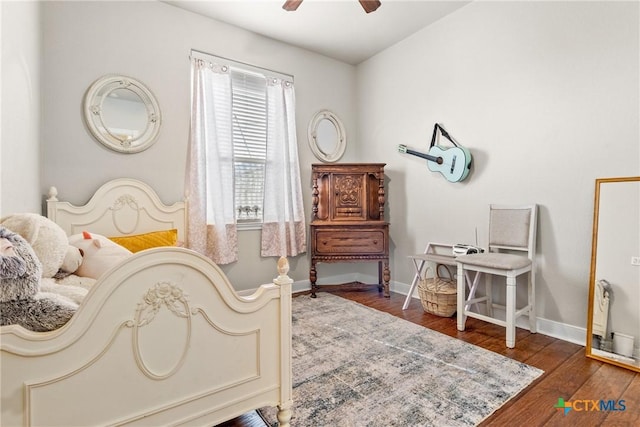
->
261, 78, 306, 257
186, 58, 238, 264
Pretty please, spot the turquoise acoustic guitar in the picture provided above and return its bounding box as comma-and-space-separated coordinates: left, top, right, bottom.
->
398, 123, 472, 183
398, 143, 472, 183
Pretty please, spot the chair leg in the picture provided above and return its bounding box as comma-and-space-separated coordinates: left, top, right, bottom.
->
528, 270, 537, 333
457, 263, 466, 331
505, 275, 516, 348
484, 273, 493, 317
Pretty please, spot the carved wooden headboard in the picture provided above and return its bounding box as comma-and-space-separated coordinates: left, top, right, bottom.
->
47, 178, 187, 243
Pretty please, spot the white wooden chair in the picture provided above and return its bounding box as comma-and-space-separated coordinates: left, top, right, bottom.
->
455, 204, 538, 348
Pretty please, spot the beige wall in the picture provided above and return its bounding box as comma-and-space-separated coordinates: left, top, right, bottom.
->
356, 1, 639, 340
1, 0, 41, 215
39, 1, 358, 289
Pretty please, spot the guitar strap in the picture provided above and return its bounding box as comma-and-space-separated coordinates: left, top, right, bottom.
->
430, 123, 460, 148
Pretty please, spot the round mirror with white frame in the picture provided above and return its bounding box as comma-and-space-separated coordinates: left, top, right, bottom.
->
83, 75, 161, 153
308, 109, 346, 163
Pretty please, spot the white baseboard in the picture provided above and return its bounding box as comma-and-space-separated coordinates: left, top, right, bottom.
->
272, 272, 588, 348
388, 276, 587, 346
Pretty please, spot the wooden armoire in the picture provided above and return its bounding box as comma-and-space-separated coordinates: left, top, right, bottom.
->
309, 163, 390, 297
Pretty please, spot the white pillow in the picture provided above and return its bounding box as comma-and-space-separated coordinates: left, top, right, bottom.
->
69, 231, 132, 279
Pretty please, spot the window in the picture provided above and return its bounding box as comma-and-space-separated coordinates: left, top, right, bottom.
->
188, 51, 306, 262
230, 69, 267, 224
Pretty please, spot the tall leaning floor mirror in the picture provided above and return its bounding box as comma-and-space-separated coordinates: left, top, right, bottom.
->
586, 176, 640, 372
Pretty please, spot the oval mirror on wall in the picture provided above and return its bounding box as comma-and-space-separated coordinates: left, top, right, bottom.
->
307, 109, 346, 163
83, 75, 161, 154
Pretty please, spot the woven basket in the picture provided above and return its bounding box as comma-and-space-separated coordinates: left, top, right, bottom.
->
418, 264, 457, 317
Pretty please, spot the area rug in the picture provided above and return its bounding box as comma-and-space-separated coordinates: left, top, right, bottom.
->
261, 293, 543, 426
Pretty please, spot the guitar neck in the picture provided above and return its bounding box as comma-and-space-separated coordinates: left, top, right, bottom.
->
398, 144, 442, 164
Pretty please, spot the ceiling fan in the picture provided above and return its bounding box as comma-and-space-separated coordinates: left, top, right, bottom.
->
283, 0, 381, 14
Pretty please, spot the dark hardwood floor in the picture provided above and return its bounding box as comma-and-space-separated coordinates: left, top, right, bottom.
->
218, 285, 639, 426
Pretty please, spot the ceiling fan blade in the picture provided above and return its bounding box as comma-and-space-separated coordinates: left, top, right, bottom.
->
283, 0, 303, 11
359, 0, 381, 13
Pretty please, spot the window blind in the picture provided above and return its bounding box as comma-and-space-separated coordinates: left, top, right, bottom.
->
231, 68, 267, 222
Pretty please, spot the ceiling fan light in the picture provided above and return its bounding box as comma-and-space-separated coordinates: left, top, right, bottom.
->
283, 0, 382, 13
282, 0, 303, 11
359, 0, 381, 13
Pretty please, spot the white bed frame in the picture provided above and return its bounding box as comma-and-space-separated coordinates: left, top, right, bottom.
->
1, 178, 293, 426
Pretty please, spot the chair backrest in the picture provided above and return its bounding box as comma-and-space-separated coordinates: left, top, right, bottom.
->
488, 204, 538, 260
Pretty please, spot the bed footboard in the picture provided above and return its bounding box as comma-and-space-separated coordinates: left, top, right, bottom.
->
1, 248, 292, 427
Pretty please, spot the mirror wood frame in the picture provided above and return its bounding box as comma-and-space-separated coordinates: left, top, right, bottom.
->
586, 176, 640, 372
307, 109, 346, 163
83, 74, 161, 154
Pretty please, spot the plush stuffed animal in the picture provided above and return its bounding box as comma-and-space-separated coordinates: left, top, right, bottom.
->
0, 237, 27, 279
57, 247, 84, 278
68, 231, 132, 279
0, 226, 77, 332
0, 228, 40, 302
1, 213, 83, 278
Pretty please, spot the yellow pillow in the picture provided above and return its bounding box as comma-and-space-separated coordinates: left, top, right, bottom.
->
109, 229, 178, 253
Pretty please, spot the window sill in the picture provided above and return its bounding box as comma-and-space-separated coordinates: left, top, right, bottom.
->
237, 222, 262, 231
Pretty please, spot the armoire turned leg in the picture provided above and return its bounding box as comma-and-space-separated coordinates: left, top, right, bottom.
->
310, 260, 317, 298
383, 262, 390, 297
